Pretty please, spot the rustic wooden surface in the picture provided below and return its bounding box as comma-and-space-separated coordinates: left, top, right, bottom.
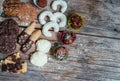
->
0, 0, 120, 81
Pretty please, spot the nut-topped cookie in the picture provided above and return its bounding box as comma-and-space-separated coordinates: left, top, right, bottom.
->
58, 30, 76, 45
51, 43, 68, 61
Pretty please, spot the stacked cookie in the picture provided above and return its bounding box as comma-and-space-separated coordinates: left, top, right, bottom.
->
30, 39, 51, 67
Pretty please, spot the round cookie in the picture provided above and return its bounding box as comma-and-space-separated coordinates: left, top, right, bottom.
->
51, 43, 68, 61
36, 39, 51, 53
30, 52, 47, 67
58, 31, 76, 44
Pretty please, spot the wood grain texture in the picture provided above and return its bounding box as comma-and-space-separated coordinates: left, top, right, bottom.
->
37, 34, 120, 81
66, 0, 120, 39
0, 0, 120, 81
0, 0, 120, 39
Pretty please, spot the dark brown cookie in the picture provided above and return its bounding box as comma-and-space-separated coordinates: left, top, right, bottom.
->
58, 31, 76, 45
51, 43, 68, 61
0, 19, 19, 37
0, 19, 19, 54
0, 35, 16, 54
17, 32, 30, 45
21, 39, 34, 53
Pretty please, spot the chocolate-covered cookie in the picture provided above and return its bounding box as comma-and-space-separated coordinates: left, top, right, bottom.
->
0, 19, 19, 54
0, 35, 16, 54
0, 19, 19, 38
17, 22, 36, 45
21, 30, 41, 53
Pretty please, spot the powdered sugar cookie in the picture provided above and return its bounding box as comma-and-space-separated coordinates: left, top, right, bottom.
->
36, 39, 51, 53
30, 52, 47, 67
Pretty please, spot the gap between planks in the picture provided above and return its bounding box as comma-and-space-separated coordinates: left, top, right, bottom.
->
19, 25, 120, 41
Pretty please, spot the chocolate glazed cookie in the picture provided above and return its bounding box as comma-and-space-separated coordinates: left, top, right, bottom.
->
0, 19, 19, 38
0, 19, 19, 54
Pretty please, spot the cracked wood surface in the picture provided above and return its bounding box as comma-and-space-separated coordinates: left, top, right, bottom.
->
0, 0, 120, 81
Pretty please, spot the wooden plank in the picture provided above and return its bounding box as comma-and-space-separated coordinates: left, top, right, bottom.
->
0, 0, 120, 81
66, 0, 120, 39
0, 65, 47, 81
1, 0, 120, 39
23, 34, 120, 81
0, 32, 120, 81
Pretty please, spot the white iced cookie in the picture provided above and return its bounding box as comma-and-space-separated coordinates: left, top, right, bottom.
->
53, 12, 67, 27
39, 11, 54, 25
36, 39, 51, 53
42, 21, 59, 37
30, 52, 47, 67
51, 0, 67, 13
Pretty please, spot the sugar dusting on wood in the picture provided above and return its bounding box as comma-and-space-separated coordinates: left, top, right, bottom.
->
0, 0, 120, 81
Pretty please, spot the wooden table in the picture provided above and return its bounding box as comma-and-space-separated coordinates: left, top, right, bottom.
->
0, 0, 120, 81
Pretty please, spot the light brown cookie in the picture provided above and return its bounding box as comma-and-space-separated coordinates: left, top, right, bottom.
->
3, 0, 38, 22
24, 22, 36, 35
29, 30, 41, 42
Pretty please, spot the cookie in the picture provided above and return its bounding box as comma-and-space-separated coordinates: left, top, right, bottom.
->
21, 30, 41, 53
29, 30, 41, 42
68, 13, 84, 30
58, 31, 76, 44
24, 22, 36, 35
0, 35, 16, 54
51, 43, 68, 61
0, 19, 19, 38
21, 39, 34, 53
0, 19, 19, 54
30, 52, 47, 67
3, 0, 39, 22
36, 39, 51, 53
17, 22, 36, 45
0, 52, 27, 74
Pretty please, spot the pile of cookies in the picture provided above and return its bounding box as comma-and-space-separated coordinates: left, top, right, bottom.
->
0, 0, 84, 74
